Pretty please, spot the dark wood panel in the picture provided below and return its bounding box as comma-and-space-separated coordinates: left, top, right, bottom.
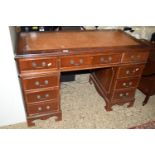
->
137, 42, 155, 105
92, 68, 116, 94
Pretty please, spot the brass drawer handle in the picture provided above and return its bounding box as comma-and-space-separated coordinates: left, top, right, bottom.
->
45, 94, 49, 98
32, 61, 48, 68
36, 94, 49, 100
132, 68, 140, 73
100, 56, 112, 63
38, 107, 42, 111
131, 55, 135, 60
44, 80, 49, 85
135, 68, 140, 71
130, 55, 141, 61
119, 92, 129, 97
36, 95, 41, 100
123, 82, 127, 87
126, 70, 130, 75
122, 82, 133, 87
126, 68, 140, 75
46, 106, 51, 110
108, 56, 112, 62
70, 59, 84, 66
126, 92, 129, 96
70, 60, 75, 65
35, 80, 49, 87
35, 81, 40, 86
129, 82, 133, 86
79, 58, 84, 64
100, 57, 104, 62
119, 93, 124, 97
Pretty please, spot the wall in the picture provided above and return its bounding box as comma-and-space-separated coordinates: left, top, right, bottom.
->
9, 26, 17, 53
0, 27, 26, 127
84, 26, 155, 40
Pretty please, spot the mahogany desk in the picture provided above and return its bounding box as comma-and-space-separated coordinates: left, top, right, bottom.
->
15, 30, 150, 126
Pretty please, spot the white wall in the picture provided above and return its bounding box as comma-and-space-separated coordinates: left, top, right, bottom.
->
9, 26, 17, 53
0, 26, 26, 127
85, 26, 155, 40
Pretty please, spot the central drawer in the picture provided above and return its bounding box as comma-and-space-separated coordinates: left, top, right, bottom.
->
60, 55, 92, 69
25, 88, 59, 104
92, 53, 122, 65
22, 74, 59, 91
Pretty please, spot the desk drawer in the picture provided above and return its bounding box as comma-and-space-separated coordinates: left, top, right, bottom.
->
22, 74, 59, 91
60, 55, 92, 69
92, 54, 122, 65
26, 100, 59, 116
112, 89, 136, 100
115, 77, 139, 90
122, 51, 149, 63
117, 64, 145, 78
17, 57, 58, 72
25, 88, 59, 103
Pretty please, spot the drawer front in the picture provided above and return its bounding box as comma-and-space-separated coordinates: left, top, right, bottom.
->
27, 100, 59, 116
112, 89, 136, 100
122, 51, 149, 63
115, 77, 140, 90
26, 89, 59, 103
92, 54, 122, 65
60, 55, 92, 69
22, 74, 59, 91
117, 64, 145, 78
17, 57, 58, 72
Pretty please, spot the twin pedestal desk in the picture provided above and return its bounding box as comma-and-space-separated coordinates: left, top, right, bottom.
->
15, 30, 151, 126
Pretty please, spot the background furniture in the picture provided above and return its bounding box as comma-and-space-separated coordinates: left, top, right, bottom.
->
138, 40, 155, 105
15, 30, 150, 126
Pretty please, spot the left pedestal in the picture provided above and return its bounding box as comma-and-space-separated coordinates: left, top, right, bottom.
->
15, 57, 62, 127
